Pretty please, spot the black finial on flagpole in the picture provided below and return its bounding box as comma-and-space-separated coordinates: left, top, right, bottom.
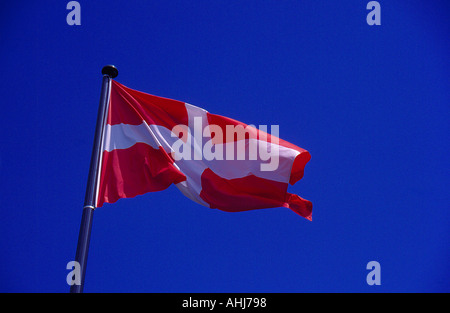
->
70, 65, 117, 293
102, 65, 118, 78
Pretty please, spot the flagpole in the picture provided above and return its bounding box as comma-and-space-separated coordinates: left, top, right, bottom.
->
70, 65, 118, 293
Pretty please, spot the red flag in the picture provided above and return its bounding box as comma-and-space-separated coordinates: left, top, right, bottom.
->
96, 80, 312, 220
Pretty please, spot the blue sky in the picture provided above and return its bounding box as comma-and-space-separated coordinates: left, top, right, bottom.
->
0, 1, 448, 292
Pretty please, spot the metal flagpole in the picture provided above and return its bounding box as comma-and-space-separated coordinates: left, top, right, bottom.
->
70, 65, 118, 293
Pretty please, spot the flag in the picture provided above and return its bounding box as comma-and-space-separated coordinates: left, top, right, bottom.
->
95, 80, 313, 220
